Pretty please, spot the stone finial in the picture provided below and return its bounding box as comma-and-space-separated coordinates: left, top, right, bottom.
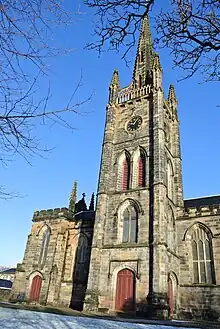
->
168, 84, 178, 116
109, 69, 120, 104
153, 53, 162, 71
110, 69, 120, 86
75, 193, 87, 213
89, 192, 95, 211
168, 84, 177, 102
69, 181, 77, 213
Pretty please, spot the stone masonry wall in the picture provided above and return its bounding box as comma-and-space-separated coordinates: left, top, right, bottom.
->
177, 207, 220, 319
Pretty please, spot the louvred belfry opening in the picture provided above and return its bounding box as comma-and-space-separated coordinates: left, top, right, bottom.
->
122, 157, 130, 190
138, 154, 146, 187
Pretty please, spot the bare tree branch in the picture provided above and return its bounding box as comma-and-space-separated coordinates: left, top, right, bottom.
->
85, 0, 220, 82
0, 0, 92, 198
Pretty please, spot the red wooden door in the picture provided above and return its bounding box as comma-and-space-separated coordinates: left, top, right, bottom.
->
168, 278, 173, 319
115, 269, 134, 311
29, 275, 42, 302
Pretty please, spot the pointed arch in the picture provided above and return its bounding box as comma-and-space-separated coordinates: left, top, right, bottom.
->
38, 225, 50, 267
184, 222, 215, 284
122, 205, 138, 243
132, 147, 147, 188
116, 199, 141, 244
115, 198, 143, 216
117, 150, 131, 191
28, 271, 44, 302
183, 221, 213, 241
37, 224, 51, 236
168, 271, 179, 319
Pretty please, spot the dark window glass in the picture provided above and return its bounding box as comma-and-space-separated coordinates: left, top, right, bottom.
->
123, 210, 129, 243
122, 206, 137, 243
200, 261, 206, 283
205, 239, 211, 260
191, 227, 215, 284
39, 229, 50, 266
193, 262, 199, 283
192, 241, 198, 261
199, 240, 204, 260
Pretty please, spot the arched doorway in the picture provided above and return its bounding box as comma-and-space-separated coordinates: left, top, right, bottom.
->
168, 277, 173, 319
115, 269, 135, 312
29, 275, 42, 302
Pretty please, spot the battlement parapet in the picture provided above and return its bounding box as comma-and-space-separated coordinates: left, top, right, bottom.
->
33, 207, 73, 221
183, 204, 220, 218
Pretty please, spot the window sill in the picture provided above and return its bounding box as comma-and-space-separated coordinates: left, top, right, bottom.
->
180, 283, 217, 288
102, 242, 148, 249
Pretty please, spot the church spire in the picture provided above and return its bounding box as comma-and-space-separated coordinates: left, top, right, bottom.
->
69, 181, 77, 213
109, 69, 120, 104
168, 84, 178, 115
133, 15, 154, 88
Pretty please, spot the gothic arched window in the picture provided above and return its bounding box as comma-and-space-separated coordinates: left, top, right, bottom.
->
138, 152, 146, 187
122, 206, 138, 243
39, 227, 50, 266
191, 226, 215, 284
122, 155, 130, 190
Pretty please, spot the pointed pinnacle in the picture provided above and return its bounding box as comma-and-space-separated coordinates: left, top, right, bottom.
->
69, 181, 77, 213
153, 53, 162, 70
89, 192, 95, 211
168, 84, 177, 102
110, 69, 120, 87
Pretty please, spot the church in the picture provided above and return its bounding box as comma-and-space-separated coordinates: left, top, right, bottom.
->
11, 17, 220, 320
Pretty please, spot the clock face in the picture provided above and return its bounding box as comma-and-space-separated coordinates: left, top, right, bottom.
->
127, 116, 142, 132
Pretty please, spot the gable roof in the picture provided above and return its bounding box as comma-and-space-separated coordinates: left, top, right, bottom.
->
184, 195, 220, 209
0, 279, 12, 288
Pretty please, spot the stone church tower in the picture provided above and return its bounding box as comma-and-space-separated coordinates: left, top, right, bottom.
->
84, 16, 184, 318
11, 15, 220, 321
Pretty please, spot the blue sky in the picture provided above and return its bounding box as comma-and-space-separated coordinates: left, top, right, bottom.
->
0, 1, 219, 266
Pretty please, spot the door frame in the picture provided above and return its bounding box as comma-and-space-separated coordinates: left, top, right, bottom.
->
29, 275, 42, 302
113, 266, 136, 311
168, 272, 178, 319
28, 271, 43, 301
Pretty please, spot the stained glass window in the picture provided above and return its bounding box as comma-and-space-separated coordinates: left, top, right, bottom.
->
191, 227, 214, 284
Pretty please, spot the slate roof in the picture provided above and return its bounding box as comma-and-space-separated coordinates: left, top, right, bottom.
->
0, 279, 12, 289
184, 195, 220, 209
74, 210, 95, 221
0, 268, 16, 274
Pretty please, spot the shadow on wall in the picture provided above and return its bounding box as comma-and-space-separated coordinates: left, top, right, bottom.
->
179, 288, 220, 321
116, 298, 149, 317
116, 298, 172, 320
69, 233, 93, 311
